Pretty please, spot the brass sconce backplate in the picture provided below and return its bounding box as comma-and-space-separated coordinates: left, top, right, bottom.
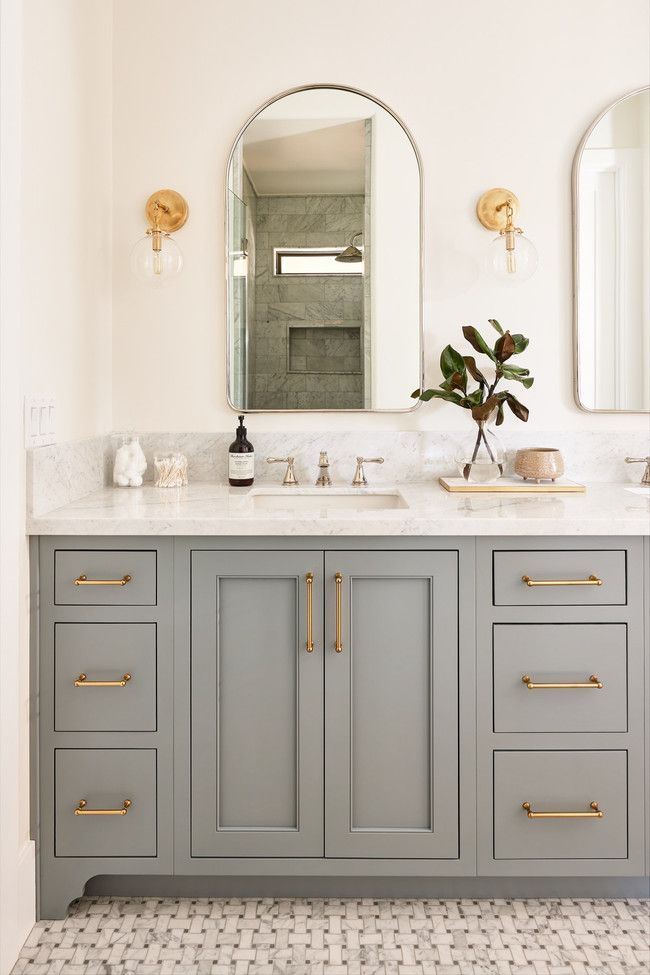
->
145, 189, 189, 232
476, 188, 520, 231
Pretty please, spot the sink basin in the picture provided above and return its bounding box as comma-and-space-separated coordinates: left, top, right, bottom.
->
250, 489, 408, 513
624, 485, 650, 495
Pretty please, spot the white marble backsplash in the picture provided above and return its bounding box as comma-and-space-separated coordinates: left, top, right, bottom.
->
28, 429, 649, 516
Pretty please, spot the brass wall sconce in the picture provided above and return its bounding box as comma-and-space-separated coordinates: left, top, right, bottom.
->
476, 188, 538, 283
130, 189, 189, 285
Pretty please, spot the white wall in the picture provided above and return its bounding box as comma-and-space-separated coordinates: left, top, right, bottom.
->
0, 1, 34, 964
112, 0, 649, 433
22, 0, 113, 441
0, 1, 112, 959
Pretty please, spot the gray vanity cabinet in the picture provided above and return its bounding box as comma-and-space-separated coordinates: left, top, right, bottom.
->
34, 535, 647, 918
324, 551, 459, 858
191, 551, 324, 857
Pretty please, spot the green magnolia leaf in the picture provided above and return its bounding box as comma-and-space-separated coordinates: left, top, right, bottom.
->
463, 355, 488, 385
411, 388, 422, 399
462, 325, 496, 362
488, 318, 504, 335
465, 387, 485, 406
495, 400, 505, 426
505, 392, 529, 422
418, 388, 466, 406
440, 345, 466, 380
501, 364, 530, 376
511, 333, 529, 354
495, 331, 516, 362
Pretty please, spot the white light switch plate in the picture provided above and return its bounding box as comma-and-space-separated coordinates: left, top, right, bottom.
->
24, 396, 56, 448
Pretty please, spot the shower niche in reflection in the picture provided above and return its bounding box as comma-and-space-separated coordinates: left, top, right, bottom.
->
226, 85, 422, 412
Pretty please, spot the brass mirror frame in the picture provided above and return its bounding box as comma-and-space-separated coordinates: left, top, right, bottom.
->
224, 83, 424, 413
572, 84, 650, 414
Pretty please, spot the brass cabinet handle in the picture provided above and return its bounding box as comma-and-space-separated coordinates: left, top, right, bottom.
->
74, 574, 132, 587
522, 800, 603, 819
74, 673, 132, 688
522, 674, 603, 690
74, 799, 132, 816
522, 574, 602, 587
305, 572, 314, 652
334, 572, 343, 653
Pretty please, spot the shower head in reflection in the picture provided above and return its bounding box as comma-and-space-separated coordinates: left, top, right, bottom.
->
335, 232, 363, 263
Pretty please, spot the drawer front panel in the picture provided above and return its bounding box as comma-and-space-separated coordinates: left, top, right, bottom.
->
55, 749, 157, 857
493, 750, 627, 860
493, 624, 627, 733
55, 623, 157, 732
54, 550, 157, 606
493, 550, 626, 606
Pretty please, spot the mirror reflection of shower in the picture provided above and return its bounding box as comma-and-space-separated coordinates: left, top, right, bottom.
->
336, 232, 363, 263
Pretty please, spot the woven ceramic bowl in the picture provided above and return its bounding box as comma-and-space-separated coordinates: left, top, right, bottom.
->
514, 448, 565, 483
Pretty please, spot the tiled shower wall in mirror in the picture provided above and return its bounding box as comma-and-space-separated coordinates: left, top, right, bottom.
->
250, 193, 366, 409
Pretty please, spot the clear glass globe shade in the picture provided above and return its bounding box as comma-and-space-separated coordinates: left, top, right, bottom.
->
487, 233, 538, 283
130, 234, 183, 285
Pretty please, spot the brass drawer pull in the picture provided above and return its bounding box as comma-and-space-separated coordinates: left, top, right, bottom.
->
74, 574, 132, 587
74, 673, 132, 688
522, 674, 603, 690
74, 799, 132, 816
522, 800, 603, 819
335, 572, 343, 653
306, 572, 314, 653
522, 574, 602, 587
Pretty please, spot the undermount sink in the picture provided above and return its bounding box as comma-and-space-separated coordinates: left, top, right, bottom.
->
250, 488, 409, 513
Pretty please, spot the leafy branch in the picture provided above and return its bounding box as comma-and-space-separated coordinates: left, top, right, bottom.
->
411, 318, 533, 424
411, 320, 534, 478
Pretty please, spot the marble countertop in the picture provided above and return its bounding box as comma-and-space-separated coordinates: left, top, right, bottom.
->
27, 481, 650, 536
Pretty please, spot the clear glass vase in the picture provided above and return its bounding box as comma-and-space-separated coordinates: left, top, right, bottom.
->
455, 413, 505, 483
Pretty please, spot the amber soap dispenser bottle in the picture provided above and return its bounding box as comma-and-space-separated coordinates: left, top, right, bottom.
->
228, 415, 255, 487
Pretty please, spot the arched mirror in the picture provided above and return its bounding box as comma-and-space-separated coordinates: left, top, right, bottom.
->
226, 85, 422, 412
573, 86, 650, 412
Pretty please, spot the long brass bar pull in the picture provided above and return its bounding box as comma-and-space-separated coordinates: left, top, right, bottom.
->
74, 799, 132, 816
522, 574, 602, 587
74, 574, 132, 587
522, 674, 603, 690
74, 673, 132, 688
334, 572, 343, 653
306, 573, 314, 652
522, 800, 603, 819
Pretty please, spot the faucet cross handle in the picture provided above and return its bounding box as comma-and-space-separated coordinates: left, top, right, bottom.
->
352, 456, 384, 486
625, 456, 650, 485
266, 456, 298, 486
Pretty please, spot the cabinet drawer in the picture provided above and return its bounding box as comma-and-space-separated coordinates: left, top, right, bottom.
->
493, 549, 626, 606
493, 750, 627, 860
55, 623, 157, 732
55, 749, 157, 857
493, 624, 627, 733
54, 550, 157, 606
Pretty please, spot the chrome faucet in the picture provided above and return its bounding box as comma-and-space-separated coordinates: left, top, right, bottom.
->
625, 456, 650, 485
352, 456, 384, 486
315, 451, 331, 487
266, 456, 298, 485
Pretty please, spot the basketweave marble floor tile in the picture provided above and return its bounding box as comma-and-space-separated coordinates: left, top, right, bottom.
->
10, 897, 650, 975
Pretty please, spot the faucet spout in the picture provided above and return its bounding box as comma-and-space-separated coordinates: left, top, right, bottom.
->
316, 451, 332, 487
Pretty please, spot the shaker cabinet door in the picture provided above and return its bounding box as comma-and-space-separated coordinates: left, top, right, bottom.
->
324, 551, 459, 858
190, 551, 324, 857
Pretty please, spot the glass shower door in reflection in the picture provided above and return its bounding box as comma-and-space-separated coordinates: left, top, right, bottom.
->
227, 190, 250, 409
